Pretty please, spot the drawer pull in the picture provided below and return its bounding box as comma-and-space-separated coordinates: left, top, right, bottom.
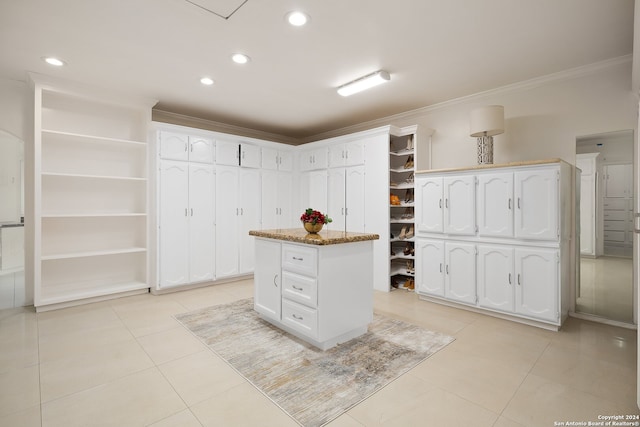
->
292, 256, 304, 261
292, 285, 303, 291
273, 274, 278, 287
292, 314, 304, 321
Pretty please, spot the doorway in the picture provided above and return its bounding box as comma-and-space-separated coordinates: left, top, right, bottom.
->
576, 130, 634, 324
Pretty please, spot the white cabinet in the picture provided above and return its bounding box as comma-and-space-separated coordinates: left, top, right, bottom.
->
254, 238, 281, 321
444, 242, 476, 304
327, 166, 365, 232
215, 165, 260, 278
514, 168, 558, 240
158, 161, 215, 288
159, 131, 213, 163
514, 248, 558, 322
477, 172, 513, 237
240, 143, 261, 168
604, 163, 632, 198
414, 175, 475, 235
299, 170, 328, 217
262, 147, 293, 171
216, 140, 261, 168
261, 170, 293, 229
329, 141, 365, 167
299, 147, 329, 171
30, 75, 154, 309
415, 160, 572, 329
253, 237, 374, 350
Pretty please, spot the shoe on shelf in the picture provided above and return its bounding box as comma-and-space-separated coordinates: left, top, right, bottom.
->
404, 189, 414, 203
403, 243, 412, 256
406, 278, 415, 290
399, 225, 407, 240
406, 172, 414, 183
390, 194, 401, 205
405, 226, 414, 239
406, 135, 414, 151
403, 155, 414, 169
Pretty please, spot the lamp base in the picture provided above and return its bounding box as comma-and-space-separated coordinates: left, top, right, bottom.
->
476, 136, 494, 165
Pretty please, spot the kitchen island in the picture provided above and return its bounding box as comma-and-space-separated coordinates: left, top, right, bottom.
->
249, 228, 379, 350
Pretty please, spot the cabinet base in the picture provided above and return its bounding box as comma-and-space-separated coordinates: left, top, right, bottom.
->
418, 294, 563, 331
258, 313, 369, 351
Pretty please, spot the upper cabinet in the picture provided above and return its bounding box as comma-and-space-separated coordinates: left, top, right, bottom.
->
328, 141, 365, 167
299, 147, 329, 171
159, 131, 214, 163
262, 147, 293, 171
216, 139, 260, 168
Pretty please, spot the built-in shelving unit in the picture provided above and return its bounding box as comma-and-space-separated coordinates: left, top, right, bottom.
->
30, 74, 156, 309
389, 130, 417, 290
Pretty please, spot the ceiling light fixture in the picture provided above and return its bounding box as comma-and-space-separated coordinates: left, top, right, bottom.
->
337, 70, 390, 97
43, 57, 65, 66
232, 53, 250, 64
286, 11, 309, 26
200, 77, 214, 86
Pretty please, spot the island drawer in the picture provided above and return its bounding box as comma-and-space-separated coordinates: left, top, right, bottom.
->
282, 299, 318, 338
282, 244, 317, 277
282, 271, 317, 308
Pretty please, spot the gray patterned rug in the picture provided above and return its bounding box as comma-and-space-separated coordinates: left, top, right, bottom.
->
175, 298, 454, 427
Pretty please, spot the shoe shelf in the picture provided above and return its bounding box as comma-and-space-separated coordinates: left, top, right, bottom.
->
389, 131, 416, 291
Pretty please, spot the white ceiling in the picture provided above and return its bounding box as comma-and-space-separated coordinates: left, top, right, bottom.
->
0, 0, 634, 141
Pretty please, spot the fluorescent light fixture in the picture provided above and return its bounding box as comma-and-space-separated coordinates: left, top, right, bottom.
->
200, 77, 214, 85
43, 57, 65, 66
232, 53, 250, 64
286, 11, 309, 26
337, 70, 390, 97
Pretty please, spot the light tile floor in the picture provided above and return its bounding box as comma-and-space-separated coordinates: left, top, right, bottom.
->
1, 279, 638, 426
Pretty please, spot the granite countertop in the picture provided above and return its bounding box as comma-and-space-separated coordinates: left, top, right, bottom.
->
249, 228, 380, 246
416, 158, 565, 174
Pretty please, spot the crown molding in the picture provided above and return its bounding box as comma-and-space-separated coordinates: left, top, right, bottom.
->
301, 55, 632, 143
152, 109, 300, 146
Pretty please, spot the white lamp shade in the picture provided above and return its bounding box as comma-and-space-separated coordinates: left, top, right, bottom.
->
470, 105, 504, 137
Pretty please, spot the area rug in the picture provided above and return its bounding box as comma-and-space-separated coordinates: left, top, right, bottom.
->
175, 298, 454, 427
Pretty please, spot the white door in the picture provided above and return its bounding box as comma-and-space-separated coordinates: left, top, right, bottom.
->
261, 147, 279, 171
346, 166, 365, 232
188, 164, 215, 283
215, 165, 239, 277
329, 144, 346, 168
478, 172, 513, 237
415, 176, 443, 233
478, 245, 514, 313
415, 238, 445, 296
159, 132, 188, 161
216, 140, 239, 166
240, 144, 261, 168
514, 248, 558, 322
299, 170, 328, 216
239, 168, 261, 273
444, 175, 476, 235
514, 168, 558, 240
444, 242, 476, 304
277, 172, 293, 228
254, 239, 281, 322
278, 151, 294, 172
158, 160, 189, 287
188, 136, 214, 164
261, 170, 279, 229
345, 141, 365, 166
327, 168, 346, 231
604, 163, 632, 198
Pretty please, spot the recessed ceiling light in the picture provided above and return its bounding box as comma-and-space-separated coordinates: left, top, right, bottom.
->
286, 11, 309, 26
200, 77, 214, 86
232, 53, 250, 64
43, 57, 65, 66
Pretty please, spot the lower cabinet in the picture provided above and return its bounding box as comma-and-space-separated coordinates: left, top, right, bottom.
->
253, 238, 373, 350
418, 238, 561, 326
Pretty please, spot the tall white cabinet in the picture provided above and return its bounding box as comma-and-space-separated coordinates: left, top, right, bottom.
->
29, 75, 156, 309
157, 131, 215, 289
415, 160, 574, 329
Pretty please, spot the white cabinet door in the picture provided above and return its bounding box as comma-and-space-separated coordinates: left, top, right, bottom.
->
346, 166, 365, 232
188, 136, 214, 164
477, 245, 514, 313
300, 170, 328, 214
327, 168, 346, 231
159, 132, 188, 161
159, 160, 189, 287
254, 239, 281, 322
415, 176, 443, 233
262, 147, 279, 170
415, 239, 445, 296
514, 168, 558, 240
345, 141, 365, 166
216, 140, 239, 166
261, 170, 279, 229
514, 248, 558, 322
278, 151, 293, 172
329, 145, 346, 168
239, 168, 260, 273
444, 175, 476, 235
444, 242, 476, 304
215, 166, 239, 277
478, 172, 513, 237
604, 163, 632, 198
240, 144, 261, 168
188, 164, 215, 283
277, 172, 293, 228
